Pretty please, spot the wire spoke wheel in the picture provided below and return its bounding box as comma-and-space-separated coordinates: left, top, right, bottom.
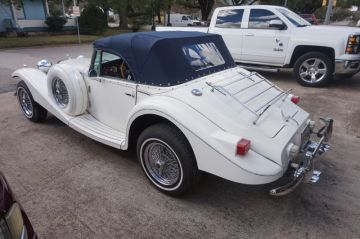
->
299, 58, 327, 83
141, 139, 182, 187
52, 78, 69, 107
17, 87, 33, 118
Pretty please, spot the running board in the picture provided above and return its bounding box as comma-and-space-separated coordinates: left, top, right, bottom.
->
237, 64, 281, 73
69, 114, 126, 149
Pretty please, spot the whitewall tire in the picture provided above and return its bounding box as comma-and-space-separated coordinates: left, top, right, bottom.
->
137, 123, 199, 196
47, 64, 88, 116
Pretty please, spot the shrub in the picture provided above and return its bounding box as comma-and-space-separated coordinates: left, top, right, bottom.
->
331, 8, 351, 21
314, 6, 327, 21
78, 5, 107, 35
45, 16, 67, 32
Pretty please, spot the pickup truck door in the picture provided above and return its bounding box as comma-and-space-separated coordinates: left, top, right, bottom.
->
87, 50, 136, 132
241, 8, 290, 66
208, 8, 245, 61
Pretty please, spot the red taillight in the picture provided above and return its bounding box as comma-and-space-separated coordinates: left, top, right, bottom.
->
237, 139, 251, 156
291, 95, 300, 104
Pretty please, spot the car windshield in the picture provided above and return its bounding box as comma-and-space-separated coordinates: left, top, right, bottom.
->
277, 8, 311, 27
182, 42, 226, 71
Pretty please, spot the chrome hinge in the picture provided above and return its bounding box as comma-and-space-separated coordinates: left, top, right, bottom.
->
88, 85, 91, 93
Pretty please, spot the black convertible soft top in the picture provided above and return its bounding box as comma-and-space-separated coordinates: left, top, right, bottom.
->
93, 31, 236, 86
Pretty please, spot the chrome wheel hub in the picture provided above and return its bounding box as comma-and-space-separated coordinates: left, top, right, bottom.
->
17, 87, 33, 118
142, 139, 181, 187
299, 58, 327, 83
52, 78, 69, 107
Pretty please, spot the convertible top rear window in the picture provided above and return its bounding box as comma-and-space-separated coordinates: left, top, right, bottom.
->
182, 42, 225, 71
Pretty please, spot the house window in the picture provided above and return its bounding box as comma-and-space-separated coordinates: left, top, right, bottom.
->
14, 5, 25, 19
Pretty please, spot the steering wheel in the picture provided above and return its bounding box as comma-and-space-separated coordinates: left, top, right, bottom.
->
120, 61, 127, 79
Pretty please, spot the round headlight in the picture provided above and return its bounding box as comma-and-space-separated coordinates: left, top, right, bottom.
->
37, 59, 52, 73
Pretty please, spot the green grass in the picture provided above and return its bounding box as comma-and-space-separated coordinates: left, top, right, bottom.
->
0, 29, 131, 49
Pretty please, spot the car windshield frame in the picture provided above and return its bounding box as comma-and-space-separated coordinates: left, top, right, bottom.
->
277, 8, 311, 27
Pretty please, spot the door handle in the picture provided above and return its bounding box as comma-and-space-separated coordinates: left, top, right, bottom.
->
245, 33, 255, 37
125, 91, 135, 98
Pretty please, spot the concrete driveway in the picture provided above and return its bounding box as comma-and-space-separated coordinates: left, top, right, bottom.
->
0, 45, 359, 239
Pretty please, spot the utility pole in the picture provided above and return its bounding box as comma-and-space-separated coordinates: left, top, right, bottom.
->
284, 0, 288, 7
151, 0, 156, 31
73, 0, 81, 44
324, 0, 333, 25
61, 0, 66, 16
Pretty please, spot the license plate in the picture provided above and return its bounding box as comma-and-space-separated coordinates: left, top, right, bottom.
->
301, 124, 311, 149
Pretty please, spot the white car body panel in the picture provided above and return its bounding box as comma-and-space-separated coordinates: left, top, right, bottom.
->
13, 56, 310, 185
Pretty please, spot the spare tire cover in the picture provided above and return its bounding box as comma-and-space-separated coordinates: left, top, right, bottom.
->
47, 64, 88, 116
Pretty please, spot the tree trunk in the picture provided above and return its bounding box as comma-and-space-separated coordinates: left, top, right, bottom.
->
198, 0, 215, 21
157, 11, 162, 24
118, 7, 128, 29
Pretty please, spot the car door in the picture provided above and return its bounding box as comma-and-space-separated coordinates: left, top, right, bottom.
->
209, 8, 245, 61
87, 50, 136, 132
241, 8, 290, 65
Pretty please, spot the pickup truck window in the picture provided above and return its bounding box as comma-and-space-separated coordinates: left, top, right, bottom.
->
182, 42, 225, 71
248, 9, 282, 29
215, 9, 244, 28
277, 8, 310, 27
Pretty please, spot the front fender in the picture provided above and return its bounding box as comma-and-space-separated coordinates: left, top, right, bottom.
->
12, 67, 73, 124
126, 95, 283, 185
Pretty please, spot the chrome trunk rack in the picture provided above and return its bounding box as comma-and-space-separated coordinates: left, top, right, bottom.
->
206, 71, 292, 125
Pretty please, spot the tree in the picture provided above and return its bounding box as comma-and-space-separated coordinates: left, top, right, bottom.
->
260, 0, 323, 13
177, 0, 214, 20
231, 0, 257, 5
198, 0, 215, 20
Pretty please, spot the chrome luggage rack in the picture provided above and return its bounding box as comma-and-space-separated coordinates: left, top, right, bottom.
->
206, 71, 292, 125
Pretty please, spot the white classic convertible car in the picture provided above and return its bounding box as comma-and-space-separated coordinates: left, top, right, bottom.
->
13, 32, 333, 196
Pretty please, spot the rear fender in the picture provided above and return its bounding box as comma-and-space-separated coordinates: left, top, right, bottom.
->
126, 96, 283, 185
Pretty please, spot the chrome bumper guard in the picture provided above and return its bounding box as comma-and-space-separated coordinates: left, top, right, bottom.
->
269, 117, 333, 196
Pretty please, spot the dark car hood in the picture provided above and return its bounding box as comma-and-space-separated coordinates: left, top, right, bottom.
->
0, 172, 14, 217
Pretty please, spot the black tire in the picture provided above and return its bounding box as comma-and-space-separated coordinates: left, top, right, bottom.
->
293, 52, 333, 87
137, 123, 199, 196
16, 81, 47, 122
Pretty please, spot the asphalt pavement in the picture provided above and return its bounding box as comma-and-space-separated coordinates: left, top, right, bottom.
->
0, 44, 359, 239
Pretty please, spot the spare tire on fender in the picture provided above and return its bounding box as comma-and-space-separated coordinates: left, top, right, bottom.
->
47, 64, 88, 116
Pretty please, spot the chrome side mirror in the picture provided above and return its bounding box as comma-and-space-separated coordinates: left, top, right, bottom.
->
37, 59, 52, 73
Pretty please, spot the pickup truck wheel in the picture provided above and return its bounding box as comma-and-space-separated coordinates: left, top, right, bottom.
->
16, 81, 47, 122
294, 52, 333, 87
137, 123, 198, 196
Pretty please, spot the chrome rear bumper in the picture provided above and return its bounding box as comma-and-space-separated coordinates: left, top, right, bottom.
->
269, 117, 333, 196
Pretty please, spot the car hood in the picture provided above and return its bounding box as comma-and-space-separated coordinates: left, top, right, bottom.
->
293, 25, 360, 38
0, 172, 14, 217
159, 67, 310, 166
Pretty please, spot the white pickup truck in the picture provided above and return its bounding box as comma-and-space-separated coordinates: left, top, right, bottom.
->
157, 5, 360, 87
